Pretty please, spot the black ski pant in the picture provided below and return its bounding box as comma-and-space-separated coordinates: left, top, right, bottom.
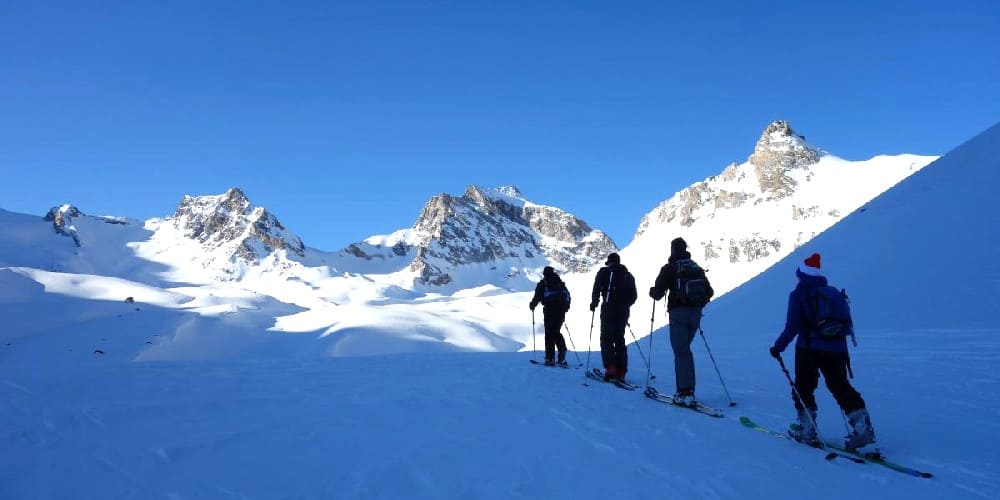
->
599, 305, 630, 376
543, 308, 567, 361
793, 348, 866, 414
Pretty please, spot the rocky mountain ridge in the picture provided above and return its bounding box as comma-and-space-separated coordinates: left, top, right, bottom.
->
343, 185, 617, 287
625, 119, 936, 298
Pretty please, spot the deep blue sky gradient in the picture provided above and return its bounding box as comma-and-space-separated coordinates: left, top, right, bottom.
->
3, 1, 998, 251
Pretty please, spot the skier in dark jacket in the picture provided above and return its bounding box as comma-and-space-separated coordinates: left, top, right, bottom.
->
649, 237, 713, 406
769, 252, 877, 451
529, 266, 570, 366
590, 253, 637, 382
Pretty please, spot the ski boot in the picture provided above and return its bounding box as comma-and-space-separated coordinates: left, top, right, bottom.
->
845, 408, 878, 454
788, 408, 820, 446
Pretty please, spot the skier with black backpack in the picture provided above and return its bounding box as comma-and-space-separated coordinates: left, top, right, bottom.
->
768, 252, 877, 452
590, 253, 637, 382
649, 237, 714, 405
529, 266, 571, 366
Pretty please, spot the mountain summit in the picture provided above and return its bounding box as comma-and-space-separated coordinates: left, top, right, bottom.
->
626, 120, 935, 298
341, 185, 616, 288
748, 120, 822, 200
150, 187, 305, 278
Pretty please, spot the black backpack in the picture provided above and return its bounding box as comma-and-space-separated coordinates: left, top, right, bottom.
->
673, 259, 713, 307
606, 268, 637, 306
807, 286, 852, 339
542, 278, 571, 312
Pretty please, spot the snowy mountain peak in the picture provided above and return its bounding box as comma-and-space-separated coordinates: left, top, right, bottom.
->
342, 185, 616, 289
748, 120, 822, 200
629, 121, 935, 299
160, 187, 306, 277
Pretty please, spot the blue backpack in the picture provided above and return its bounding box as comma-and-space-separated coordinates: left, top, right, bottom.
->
543, 279, 571, 312
807, 286, 853, 339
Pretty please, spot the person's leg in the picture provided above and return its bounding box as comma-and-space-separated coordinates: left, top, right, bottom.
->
790, 348, 821, 443
599, 308, 616, 376
553, 311, 568, 363
816, 351, 865, 413
816, 351, 876, 449
613, 309, 630, 378
793, 348, 820, 411
543, 312, 558, 362
670, 308, 697, 393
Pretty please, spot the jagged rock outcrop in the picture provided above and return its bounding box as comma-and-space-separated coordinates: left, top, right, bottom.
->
345, 185, 617, 286
44, 205, 82, 246
636, 120, 826, 235
169, 187, 305, 265
748, 120, 821, 201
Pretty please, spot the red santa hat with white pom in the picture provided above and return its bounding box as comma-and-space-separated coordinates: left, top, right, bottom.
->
798, 252, 823, 277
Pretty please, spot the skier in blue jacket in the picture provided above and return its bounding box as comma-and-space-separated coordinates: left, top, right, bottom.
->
769, 253, 877, 451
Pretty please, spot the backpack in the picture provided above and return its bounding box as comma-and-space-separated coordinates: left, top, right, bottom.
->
606, 268, 637, 306
673, 259, 713, 307
806, 286, 852, 339
542, 279, 571, 312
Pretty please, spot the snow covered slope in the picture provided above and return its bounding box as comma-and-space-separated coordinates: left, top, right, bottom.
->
0, 122, 998, 498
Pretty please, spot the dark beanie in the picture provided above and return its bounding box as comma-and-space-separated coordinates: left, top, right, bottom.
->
671, 237, 687, 251
605, 253, 620, 265
543, 266, 555, 276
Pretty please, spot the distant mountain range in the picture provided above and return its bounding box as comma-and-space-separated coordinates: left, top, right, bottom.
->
13, 120, 935, 298
0, 119, 939, 357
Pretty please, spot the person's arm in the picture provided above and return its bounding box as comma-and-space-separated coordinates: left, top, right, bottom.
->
772, 292, 802, 353
529, 281, 544, 310
590, 269, 605, 310
649, 264, 669, 300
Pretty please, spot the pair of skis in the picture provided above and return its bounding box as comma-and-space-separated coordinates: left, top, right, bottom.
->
584, 367, 640, 390
584, 369, 725, 418
528, 359, 579, 369
644, 386, 724, 417
739, 416, 933, 478
533, 362, 932, 478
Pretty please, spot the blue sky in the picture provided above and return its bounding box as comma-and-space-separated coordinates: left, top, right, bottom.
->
3, 1, 998, 251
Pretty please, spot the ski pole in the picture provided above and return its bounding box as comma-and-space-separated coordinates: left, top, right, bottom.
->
584, 310, 596, 386
626, 322, 653, 381
562, 323, 584, 367
698, 327, 735, 406
646, 299, 658, 388
531, 309, 537, 362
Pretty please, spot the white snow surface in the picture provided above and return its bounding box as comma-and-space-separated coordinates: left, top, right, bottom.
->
1, 122, 999, 498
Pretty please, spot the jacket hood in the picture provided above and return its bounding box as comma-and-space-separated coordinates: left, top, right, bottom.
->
795, 271, 828, 289
668, 249, 692, 263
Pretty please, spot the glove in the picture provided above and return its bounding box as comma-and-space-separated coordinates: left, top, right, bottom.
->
589, 301, 598, 312
529, 301, 537, 311
649, 286, 664, 300
769, 346, 782, 360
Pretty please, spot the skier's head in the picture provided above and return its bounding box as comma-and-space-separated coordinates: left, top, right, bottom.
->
542, 266, 555, 276
796, 252, 823, 278
670, 237, 687, 252
605, 253, 620, 266
670, 237, 688, 258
